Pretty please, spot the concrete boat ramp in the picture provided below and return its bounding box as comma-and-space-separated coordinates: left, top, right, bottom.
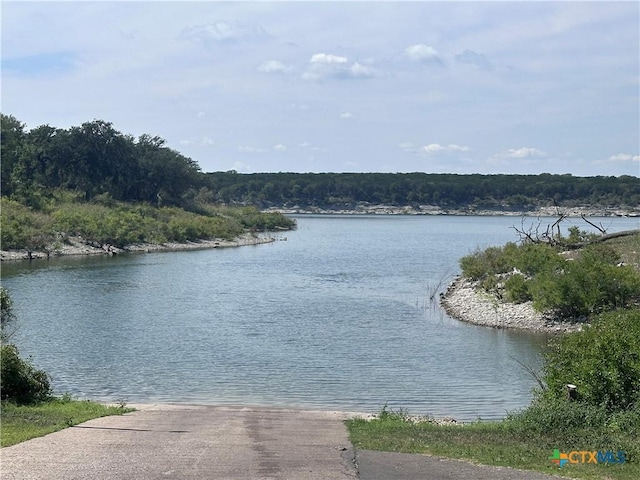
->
1, 404, 565, 480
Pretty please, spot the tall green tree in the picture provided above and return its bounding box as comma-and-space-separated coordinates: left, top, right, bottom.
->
1, 114, 26, 197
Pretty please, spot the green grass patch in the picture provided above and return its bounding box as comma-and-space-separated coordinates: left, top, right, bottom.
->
1, 397, 134, 447
346, 407, 640, 480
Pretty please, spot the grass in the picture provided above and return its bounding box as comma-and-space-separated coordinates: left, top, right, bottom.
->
605, 233, 640, 270
1, 397, 134, 447
346, 408, 640, 480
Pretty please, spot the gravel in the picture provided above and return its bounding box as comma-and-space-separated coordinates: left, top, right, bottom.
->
440, 277, 582, 333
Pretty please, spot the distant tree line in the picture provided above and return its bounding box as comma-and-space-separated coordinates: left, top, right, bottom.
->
206, 172, 639, 210
2, 114, 638, 211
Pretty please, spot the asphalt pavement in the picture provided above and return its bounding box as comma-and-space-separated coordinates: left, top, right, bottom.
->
1, 404, 566, 480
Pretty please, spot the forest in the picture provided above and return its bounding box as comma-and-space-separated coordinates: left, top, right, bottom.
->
2, 114, 639, 211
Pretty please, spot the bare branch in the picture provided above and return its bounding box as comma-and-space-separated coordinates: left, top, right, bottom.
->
580, 214, 607, 235
511, 355, 546, 392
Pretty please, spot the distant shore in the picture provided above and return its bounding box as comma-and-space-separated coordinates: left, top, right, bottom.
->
264, 204, 639, 217
0, 233, 278, 262
440, 277, 582, 333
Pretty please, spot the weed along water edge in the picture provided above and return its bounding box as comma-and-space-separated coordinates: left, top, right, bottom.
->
2, 215, 638, 421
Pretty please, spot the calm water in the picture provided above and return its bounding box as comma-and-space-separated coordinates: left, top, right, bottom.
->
2, 215, 638, 420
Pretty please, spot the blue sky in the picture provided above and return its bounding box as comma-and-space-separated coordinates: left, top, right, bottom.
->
2, 1, 639, 176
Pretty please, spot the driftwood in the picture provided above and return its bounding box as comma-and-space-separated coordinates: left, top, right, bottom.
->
512, 213, 639, 249
562, 229, 640, 250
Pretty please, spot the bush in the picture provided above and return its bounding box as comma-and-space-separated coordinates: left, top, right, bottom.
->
530, 252, 640, 317
540, 309, 640, 412
460, 236, 640, 318
0, 344, 52, 404
460, 245, 513, 280
460, 242, 562, 282
0, 198, 54, 250
506, 398, 610, 436
504, 274, 532, 303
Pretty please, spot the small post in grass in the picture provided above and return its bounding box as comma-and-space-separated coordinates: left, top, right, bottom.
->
566, 384, 577, 401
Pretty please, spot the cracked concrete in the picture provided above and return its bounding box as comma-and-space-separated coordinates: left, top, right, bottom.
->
0, 404, 357, 480
1, 403, 569, 480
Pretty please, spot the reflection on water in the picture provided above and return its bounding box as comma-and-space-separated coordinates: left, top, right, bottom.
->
2, 215, 637, 420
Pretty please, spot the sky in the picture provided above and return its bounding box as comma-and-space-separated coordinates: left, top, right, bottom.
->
1, 1, 639, 176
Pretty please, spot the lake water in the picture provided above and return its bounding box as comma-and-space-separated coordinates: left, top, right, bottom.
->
2, 215, 638, 420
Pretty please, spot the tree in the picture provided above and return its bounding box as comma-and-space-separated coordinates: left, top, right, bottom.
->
1, 113, 26, 197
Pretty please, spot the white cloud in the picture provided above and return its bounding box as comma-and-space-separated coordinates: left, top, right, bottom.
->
487, 147, 550, 168
607, 153, 640, 163
339, 112, 354, 120
403, 44, 442, 64
238, 145, 267, 153
349, 62, 376, 78
273, 144, 287, 152
420, 143, 470, 155
303, 52, 376, 81
493, 147, 547, 159
310, 53, 348, 64
298, 141, 328, 153
257, 60, 293, 74
180, 136, 215, 146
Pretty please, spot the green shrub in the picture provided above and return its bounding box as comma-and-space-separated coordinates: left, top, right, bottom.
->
0, 198, 54, 250
530, 254, 640, 317
480, 274, 499, 293
504, 274, 532, 303
566, 225, 599, 244
461, 235, 640, 318
0, 344, 52, 405
460, 242, 562, 283
1, 286, 15, 326
540, 309, 640, 412
460, 245, 513, 280
506, 398, 610, 436
509, 243, 564, 276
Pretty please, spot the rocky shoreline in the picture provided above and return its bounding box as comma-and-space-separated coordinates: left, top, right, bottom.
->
265, 204, 639, 217
0, 233, 278, 262
440, 277, 582, 333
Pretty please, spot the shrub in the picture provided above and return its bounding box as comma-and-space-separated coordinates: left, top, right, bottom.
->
0, 344, 52, 404
504, 274, 532, 303
540, 309, 640, 412
506, 398, 610, 436
460, 242, 562, 283
530, 253, 640, 317
460, 245, 513, 280
1, 286, 15, 326
0, 198, 54, 250
508, 243, 564, 276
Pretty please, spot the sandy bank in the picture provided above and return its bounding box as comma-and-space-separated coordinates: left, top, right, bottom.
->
440, 277, 582, 333
0, 233, 278, 262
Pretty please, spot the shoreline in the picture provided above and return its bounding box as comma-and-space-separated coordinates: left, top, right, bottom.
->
0, 233, 278, 262
264, 205, 639, 217
440, 276, 582, 333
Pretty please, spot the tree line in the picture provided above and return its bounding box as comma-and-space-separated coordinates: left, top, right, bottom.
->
2, 114, 638, 211
2, 114, 206, 209
206, 171, 640, 210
